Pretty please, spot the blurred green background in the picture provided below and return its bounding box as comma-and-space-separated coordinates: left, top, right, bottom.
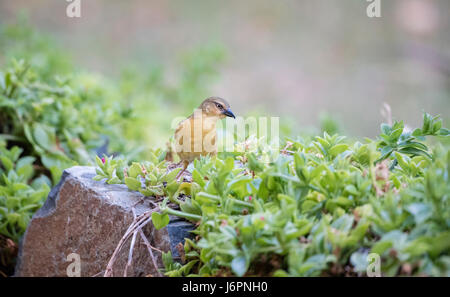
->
1, 0, 449, 148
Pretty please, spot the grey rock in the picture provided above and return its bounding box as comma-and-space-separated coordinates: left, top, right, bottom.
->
15, 166, 194, 277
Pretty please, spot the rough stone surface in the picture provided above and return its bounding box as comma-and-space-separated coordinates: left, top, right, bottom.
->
15, 166, 194, 277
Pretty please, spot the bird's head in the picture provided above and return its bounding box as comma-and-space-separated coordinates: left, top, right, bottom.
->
199, 97, 235, 119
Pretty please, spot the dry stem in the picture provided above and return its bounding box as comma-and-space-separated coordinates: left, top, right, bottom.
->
103, 205, 163, 277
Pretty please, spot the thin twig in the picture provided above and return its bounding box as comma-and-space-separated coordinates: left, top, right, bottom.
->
140, 241, 164, 254
131, 197, 145, 208
124, 209, 139, 277
104, 215, 144, 277
139, 228, 163, 277
91, 270, 105, 277
103, 206, 160, 277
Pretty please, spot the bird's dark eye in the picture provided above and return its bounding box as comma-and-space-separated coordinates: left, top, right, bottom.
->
216, 103, 223, 110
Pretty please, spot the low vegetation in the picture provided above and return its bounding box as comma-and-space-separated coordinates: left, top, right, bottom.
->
94, 115, 450, 276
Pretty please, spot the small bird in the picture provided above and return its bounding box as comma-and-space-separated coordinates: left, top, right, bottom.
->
172, 97, 235, 178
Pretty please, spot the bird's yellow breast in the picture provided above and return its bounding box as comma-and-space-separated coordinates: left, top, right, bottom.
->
174, 115, 218, 162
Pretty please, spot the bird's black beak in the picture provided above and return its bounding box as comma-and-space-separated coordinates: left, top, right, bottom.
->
222, 109, 235, 119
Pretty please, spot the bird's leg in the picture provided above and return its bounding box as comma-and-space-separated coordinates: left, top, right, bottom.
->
176, 160, 189, 181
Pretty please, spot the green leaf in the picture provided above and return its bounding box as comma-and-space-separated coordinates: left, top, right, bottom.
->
227, 176, 251, 192
231, 256, 248, 277
407, 203, 432, 224
389, 128, 403, 141
180, 198, 202, 216
107, 177, 121, 184
93, 175, 104, 181
350, 251, 369, 272
376, 146, 394, 163
412, 128, 423, 137
371, 240, 393, 255
344, 185, 359, 196
165, 180, 180, 197
32, 123, 55, 151
163, 168, 181, 183
151, 212, 170, 230
124, 177, 142, 191
95, 155, 105, 168
438, 128, 450, 136
0, 156, 13, 172
395, 152, 409, 171
381, 123, 391, 135
398, 147, 431, 159
329, 144, 348, 157
16, 156, 35, 170
128, 163, 142, 178
191, 169, 206, 187
432, 120, 442, 134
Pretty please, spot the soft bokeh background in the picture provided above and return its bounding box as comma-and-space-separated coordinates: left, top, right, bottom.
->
1, 0, 449, 146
